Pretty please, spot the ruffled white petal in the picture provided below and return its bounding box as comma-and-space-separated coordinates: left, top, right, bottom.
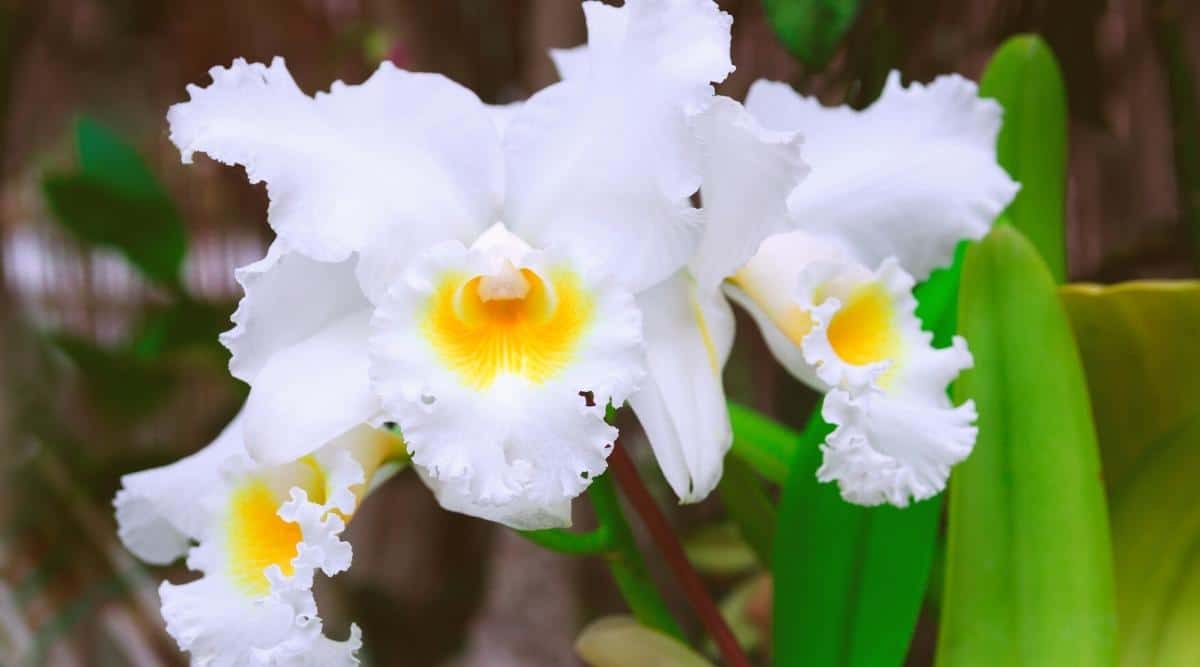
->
818, 339, 977, 506
222, 241, 369, 384
114, 411, 246, 564
168, 58, 499, 264
502, 0, 733, 293
242, 309, 380, 465
135, 420, 382, 666
691, 96, 807, 290
279, 488, 353, 581
414, 465, 573, 531
745, 72, 1018, 281
369, 225, 643, 529
628, 272, 734, 502
158, 572, 297, 667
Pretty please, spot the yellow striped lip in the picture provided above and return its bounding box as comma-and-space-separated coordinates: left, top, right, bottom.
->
422, 265, 594, 389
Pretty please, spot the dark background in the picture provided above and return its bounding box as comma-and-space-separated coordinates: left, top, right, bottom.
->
0, 1, 1196, 665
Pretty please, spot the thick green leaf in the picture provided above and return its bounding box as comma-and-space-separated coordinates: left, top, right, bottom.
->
762, 0, 867, 68
43, 118, 186, 288
1061, 281, 1200, 666
1060, 282, 1200, 488
774, 421, 943, 667
980, 35, 1068, 282
575, 616, 713, 667
937, 226, 1115, 666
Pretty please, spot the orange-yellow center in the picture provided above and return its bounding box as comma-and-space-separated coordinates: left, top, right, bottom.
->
225, 481, 302, 596
422, 267, 593, 389
826, 284, 899, 366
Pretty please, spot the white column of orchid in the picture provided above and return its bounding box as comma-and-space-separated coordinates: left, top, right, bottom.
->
725, 73, 1020, 506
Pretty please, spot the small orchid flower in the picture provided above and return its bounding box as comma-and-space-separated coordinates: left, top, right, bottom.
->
724, 73, 1019, 506
162, 0, 798, 529
114, 412, 401, 665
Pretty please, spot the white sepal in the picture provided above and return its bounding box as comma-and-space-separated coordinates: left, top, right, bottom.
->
628, 271, 734, 503
745, 72, 1018, 281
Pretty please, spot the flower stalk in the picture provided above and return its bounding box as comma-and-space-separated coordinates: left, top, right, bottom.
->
608, 443, 753, 667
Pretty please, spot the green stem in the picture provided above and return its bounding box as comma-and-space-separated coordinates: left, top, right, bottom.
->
717, 456, 776, 567
588, 473, 684, 639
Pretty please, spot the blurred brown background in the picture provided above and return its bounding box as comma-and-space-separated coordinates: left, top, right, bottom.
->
0, 0, 1197, 665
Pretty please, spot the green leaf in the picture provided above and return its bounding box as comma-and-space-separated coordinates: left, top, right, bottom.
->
762, 0, 868, 69
1061, 281, 1200, 666
914, 241, 968, 348
980, 35, 1068, 282
937, 226, 1116, 666
1060, 282, 1200, 488
43, 118, 186, 288
728, 401, 797, 484
575, 616, 714, 667
773, 407, 942, 667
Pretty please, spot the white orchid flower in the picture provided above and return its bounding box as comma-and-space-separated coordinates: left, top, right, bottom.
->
163, 0, 793, 529
724, 73, 1019, 507
114, 411, 401, 665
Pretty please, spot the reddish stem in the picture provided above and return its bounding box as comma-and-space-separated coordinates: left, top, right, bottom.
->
608, 443, 753, 667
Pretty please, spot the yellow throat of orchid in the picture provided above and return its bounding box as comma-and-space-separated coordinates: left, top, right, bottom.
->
223, 428, 402, 596
825, 284, 901, 367
225, 479, 306, 596
423, 263, 593, 389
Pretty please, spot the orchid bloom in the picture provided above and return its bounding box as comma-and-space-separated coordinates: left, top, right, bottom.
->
725, 74, 1019, 506
114, 411, 401, 665
159, 0, 803, 532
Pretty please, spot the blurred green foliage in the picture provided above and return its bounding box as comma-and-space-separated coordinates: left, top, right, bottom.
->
762, 0, 867, 68
39, 117, 233, 426
44, 117, 187, 291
